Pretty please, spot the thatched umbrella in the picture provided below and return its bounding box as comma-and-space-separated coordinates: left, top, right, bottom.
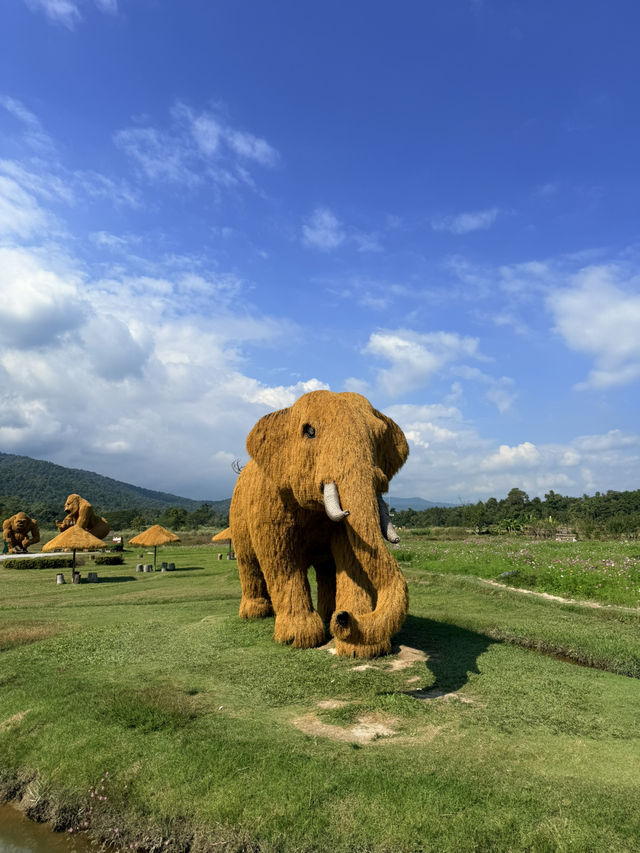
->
43, 525, 107, 568
129, 524, 180, 570
211, 527, 233, 557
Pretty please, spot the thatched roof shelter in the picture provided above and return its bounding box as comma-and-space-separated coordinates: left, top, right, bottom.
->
129, 524, 180, 569
43, 525, 107, 568
211, 527, 232, 543
211, 527, 233, 557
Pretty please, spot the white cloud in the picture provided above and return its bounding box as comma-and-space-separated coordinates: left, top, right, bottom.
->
0, 247, 86, 347
24, 0, 81, 27
385, 399, 640, 503
432, 207, 499, 235
482, 441, 540, 470
0, 175, 53, 239
23, 0, 117, 27
548, 265, 640, 389
0, 96, 53, 151
302, 207, 346, 251
114, 103, 279, 190
364, 329, 480, 396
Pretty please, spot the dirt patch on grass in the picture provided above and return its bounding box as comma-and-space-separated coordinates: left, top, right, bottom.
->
0, 710, 30, 732
0, 623, 62, 652
293, 712, 397, 744
407, 687, 476, 704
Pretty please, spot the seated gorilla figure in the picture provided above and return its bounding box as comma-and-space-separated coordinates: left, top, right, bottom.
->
3, 512, 40, 554
56, 494, 110, 540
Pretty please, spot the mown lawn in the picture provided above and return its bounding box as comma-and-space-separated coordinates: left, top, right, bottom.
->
1, 540, 639, 852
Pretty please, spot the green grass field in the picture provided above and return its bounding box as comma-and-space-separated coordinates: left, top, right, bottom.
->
1, 537, 639, 852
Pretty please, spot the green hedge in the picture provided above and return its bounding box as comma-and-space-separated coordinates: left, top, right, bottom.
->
94, 554, 124, 565
2, 557, 74, 570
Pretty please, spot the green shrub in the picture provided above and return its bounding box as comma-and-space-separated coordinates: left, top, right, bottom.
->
2, 557, 74, 570
94, 554, 124, 566
393, 549, 413, 563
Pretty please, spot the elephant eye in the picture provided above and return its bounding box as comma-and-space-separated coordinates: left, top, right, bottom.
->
302, 423, 316, 439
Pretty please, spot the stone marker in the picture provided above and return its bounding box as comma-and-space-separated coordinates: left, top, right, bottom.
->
56, 573, 65, 584
144, 564, 153, 572
87, 571, 98, 583
72, 571, 81, 584
168, 562, 175, 571
136, 564, 144, 572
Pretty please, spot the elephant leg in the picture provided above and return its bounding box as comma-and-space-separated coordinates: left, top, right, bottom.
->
237, 551, 273, 620
252, 538, 324, 647
314, 557, 336, 623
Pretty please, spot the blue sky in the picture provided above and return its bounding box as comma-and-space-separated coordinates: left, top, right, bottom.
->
2, 0, 640, 502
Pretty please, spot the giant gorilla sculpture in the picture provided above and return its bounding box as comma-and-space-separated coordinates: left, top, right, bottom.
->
3, 512, 40, 554
229, 390, 409, 658
56, 494, 110, 540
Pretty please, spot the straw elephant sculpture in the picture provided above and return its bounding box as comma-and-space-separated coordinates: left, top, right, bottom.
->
229, 390, 410, 658
56, 493, 110, 539
3, 512, 40, 553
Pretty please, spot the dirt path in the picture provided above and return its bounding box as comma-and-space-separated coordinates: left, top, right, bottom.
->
478, 577, 640, 612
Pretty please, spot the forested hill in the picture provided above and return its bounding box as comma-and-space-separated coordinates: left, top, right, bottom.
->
0, 452, 229, 518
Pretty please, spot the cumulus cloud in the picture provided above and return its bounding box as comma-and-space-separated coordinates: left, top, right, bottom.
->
364, 329, 480, 396
0, 244, 312, 497
0, 247, 86, 347
432, 207, 499, 235
481, 441, 540, 470
385, 400, 640, 503
548, 265, 640, 389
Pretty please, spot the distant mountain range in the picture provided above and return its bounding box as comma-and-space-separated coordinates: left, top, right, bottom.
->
0, 452, 229, 514
387, 496, 456, 510
0, 451, 451, 515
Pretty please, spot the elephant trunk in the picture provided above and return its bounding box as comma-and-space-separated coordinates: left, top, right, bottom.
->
328, 481, 408, 655
324, 483, 400, 543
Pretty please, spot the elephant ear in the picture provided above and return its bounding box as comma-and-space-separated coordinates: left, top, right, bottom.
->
373, 409, 409, 480
246, 407, 292, 483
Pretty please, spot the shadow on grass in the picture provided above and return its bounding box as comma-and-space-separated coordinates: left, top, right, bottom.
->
94, 576, 137, 584
396, 613, 498, 693
173, 566, 205, 572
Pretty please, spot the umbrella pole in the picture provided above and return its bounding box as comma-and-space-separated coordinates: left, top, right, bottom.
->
72, 549, 76, 569
154, 545, 157, 570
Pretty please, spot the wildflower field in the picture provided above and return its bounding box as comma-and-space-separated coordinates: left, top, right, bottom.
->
401, 533, 640, 608
0, 537, 639, 852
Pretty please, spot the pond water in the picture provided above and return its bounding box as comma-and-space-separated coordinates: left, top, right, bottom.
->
0, 804, 94, 853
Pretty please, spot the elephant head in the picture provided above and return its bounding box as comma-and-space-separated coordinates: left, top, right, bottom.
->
246, 390, 409, 655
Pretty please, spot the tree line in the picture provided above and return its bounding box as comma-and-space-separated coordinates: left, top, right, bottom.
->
0, 498, 228, 531
391, 487, 640, 538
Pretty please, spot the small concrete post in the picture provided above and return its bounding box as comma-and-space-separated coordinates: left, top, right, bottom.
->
136, 564, 144, 572
56, 573, 65, 584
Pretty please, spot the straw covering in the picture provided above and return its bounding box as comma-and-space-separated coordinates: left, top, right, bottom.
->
129, 525, 181, 547
43, 525, 108, 552
211, 528, 232, 543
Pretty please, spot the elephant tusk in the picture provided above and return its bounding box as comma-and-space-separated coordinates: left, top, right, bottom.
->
323, 483, 350, 522
377, 494, 400, 544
